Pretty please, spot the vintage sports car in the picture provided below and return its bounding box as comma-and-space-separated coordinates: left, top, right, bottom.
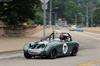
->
23, 32, 79, 59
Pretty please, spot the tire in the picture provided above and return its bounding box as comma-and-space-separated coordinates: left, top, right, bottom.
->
70, 47, 78, 56
49, 49, 57, 59
33, 56, 35, 59
24, 51, 32, 59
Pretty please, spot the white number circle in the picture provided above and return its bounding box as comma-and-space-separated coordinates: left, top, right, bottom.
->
62, 43, 68, 54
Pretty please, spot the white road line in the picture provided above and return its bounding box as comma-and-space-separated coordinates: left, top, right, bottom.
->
0, 54, 23, 59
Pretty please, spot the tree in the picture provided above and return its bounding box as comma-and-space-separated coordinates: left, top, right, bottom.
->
93, 8, 100, 26
34, 9, 43, 25
77, 0, 100, 26
63, 0, 81, 24
50, 0, 82, 24
50, 0, 100, 26
0, 0, 41, 28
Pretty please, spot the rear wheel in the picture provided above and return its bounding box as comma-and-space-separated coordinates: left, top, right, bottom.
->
70, 47, 78, 56
49, 49, 57, 59
24, 51, 32, 59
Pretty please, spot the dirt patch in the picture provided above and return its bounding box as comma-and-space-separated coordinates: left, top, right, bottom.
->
0, 26, 43, 37
24, 26, 43, 37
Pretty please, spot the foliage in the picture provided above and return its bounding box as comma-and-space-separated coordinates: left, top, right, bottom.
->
51, 0, 83, 24
93, 9, 100, 26
49, 0, 100, 26
0, 0, 41, 28
34, 9, 43, 25
0, 0, 100, 27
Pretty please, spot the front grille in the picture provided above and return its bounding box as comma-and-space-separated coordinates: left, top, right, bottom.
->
29, 51, 40, 55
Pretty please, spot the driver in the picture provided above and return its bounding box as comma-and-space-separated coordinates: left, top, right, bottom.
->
59, 33, 67, 41
59, 33, 72, 41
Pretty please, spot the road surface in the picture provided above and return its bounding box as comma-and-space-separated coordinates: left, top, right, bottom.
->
0, 27, 100, 66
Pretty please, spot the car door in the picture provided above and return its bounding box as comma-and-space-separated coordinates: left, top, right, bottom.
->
56, 42, 69, 56
55, 43, 63, 56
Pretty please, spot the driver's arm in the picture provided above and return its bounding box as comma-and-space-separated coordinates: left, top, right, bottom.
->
67, 33, 72, 41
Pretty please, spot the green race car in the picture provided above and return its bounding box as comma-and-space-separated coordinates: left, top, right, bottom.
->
23, 32, 79, 59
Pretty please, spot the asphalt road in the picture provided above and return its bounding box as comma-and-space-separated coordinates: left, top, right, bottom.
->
0, 27, 100, 66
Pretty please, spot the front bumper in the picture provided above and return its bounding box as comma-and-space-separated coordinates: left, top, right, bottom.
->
30, 51, 46, 56
24, 50, 46, 56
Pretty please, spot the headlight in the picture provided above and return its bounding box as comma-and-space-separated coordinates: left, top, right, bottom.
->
23, 44, 29, 51
23, 42, 34, 50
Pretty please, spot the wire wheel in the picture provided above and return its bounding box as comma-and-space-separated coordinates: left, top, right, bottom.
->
49, 49, 57, 59
70, 47, 78, 56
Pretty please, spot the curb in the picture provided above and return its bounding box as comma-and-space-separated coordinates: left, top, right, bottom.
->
0, 49, 22, 54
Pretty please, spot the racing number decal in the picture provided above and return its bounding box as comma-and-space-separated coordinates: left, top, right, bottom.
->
62, 43, 68, 54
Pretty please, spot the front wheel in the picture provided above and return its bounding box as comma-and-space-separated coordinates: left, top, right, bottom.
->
24, 51, 32, 59
70, 47, 78, 56
49, 49, 57, 59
